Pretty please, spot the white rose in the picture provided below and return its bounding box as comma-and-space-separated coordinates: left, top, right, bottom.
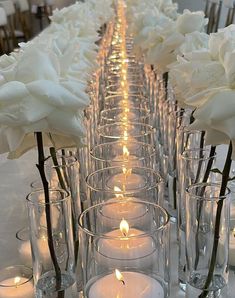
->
0, 47, 89, 159
190, 88, 235, 158
178, 31, 209, 56
176, 9, 208, 35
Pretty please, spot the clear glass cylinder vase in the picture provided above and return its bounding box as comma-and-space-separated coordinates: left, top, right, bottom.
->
78, 200, 170, 298
85, 166, 164, 208
185, 183, 230, 298
27, 189, 77, 298
178, 148, 217, 289
90, 141, 156, 171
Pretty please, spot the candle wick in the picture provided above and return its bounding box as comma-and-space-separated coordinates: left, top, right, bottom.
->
121, 280, 125, 286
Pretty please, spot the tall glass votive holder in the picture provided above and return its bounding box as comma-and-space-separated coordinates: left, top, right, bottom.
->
185, 183, 230, 298
26, 189, 77, 297
105, 83, 145, 97
31, 153, 82, 241
85, 166, 164, 208
100, 107, 150, 125
0, 265, 34, 298
104, 94, 149, 110
78, 201, 170, 298
97, 122, 155, 145
178, 148, 217, 290
90, 141, 156, 171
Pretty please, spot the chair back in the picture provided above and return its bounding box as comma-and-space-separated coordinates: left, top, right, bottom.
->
0, 0, 15, 16
205, 0, 222, 33
0, 6, 7, 25
224, 0, 235, 26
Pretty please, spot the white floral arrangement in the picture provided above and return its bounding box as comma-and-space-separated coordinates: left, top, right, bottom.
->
126, 0, 208, 73
169, 25, 235, 157
0, 0, 114, 159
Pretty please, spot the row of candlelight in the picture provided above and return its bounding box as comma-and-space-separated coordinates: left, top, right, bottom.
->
1, 1, 235, 298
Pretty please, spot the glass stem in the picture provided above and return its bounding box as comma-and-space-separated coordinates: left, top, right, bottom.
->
199, 142, 232, 298
35, 133, 64, 298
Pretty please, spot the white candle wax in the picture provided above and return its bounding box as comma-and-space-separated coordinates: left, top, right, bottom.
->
88, 271, 164, 298
101, 199, 146, 220
111, 154, 139, 167
229, 230, 235, 267
106, 173, 147, 190
0, 277, 34, 298
96, 228, 156, 268
100, 198, 150, 228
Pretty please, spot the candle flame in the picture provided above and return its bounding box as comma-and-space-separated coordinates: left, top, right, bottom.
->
114, 186, 124, 198
123, 145, 129, 159
120, 219, 129, 237
115, 269, 125, 285
123, 130, 128, 141
122, 167, 132, 176
14, 277, 21, 286
233, 228, 235, 237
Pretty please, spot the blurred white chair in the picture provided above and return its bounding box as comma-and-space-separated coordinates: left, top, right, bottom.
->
0, 7, 10, 53
224, 0, 235, 26
13, 0, 31, 39
0, 0, 25, 48
204, 0, 223, 33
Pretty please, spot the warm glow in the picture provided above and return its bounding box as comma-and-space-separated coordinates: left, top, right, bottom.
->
233, 228, 235, 237
122, 167, 132, 176
14, 277, 21, 286
114, 186, 124, 198
120, 219, 129, 237
123, 145, 129, 159
115, 269, 125, 285
123, 130, 128, 141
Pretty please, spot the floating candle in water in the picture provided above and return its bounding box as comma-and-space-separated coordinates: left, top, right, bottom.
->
100, 187, 148, 227
96, 219, 156, 268
88, 270, 164, 298
0, 276, 34, 298
106, 166, 146, 190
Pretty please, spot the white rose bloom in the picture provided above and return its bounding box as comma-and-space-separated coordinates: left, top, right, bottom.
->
176, 9, 208, 35
0, 47, 90, 159
178, 31, 209, 56
190, 89, 235, 158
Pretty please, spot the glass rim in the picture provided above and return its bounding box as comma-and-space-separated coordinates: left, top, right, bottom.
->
45, 154, 78, 169
90, 141, 156, 162
104, 94, 147, 101
186, 182, 230, 201
26, 188, 70, 206
16, 227, 29, 241
78, 200, 170, 238
97, 122, 155, 139
85, 166, 163, 193
181, 148, 216, 161
0, 265, 33, 287
100, 108, 150, 123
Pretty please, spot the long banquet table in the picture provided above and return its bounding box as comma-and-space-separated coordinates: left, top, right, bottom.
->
0, 147, 234, 297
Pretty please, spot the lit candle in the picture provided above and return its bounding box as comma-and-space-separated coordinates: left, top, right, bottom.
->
100, 186, 148, 225
106, 167, 146, 190
0, 276, 34, 298
88, 270, 164, 298
111, 146, 139, 167
229, 228, 235, 267
96, 220, 156, 268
